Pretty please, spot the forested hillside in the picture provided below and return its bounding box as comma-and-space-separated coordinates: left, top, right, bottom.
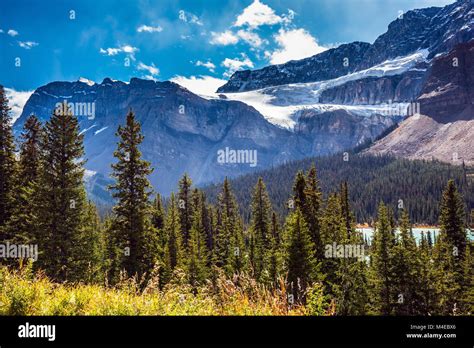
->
203, 154, 474, 225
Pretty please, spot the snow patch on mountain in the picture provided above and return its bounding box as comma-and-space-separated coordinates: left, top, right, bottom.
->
218, 51, 428, 129
78, 77, 96, 86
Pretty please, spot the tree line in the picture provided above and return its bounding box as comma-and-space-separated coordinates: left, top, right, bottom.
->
0, 86, 472, 315
203, 150, 474, 225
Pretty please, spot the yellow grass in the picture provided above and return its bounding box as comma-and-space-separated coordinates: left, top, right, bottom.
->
0, 265, 316, 316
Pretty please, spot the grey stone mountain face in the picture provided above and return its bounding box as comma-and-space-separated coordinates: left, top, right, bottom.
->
14, 77, 398, 199
13, 0, 474, 201
15, 78, 303, 196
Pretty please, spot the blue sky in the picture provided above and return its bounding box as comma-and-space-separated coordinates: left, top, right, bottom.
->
1, 0, 454, 93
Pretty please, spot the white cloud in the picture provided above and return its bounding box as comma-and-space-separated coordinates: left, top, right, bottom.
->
4, 88, 34, 124
18, 41, 39, 49
7, 29, 18, 37
137, 25, 163, 33
237, 29, 264, 48
267, 28, 327, 65
170, 75, 227, 97
234, 0, 283, 28
210, 30, 239, 45
178, 10, 203, 26
222, 54, 254, 77
137, 62, 159, 78
100, 45, 139, 59
0, 29, 4, 34
143, 75, 158, 81
195, 60, 216, 73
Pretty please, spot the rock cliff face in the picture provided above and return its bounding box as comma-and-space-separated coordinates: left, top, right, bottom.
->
15, 78, 309, 195
366, 40, 474, 165
218, 0, 473, 93
217, 42, 371, 93
319, 68, 427, 105
295, 109, 402, 156
15, 76, 399, 197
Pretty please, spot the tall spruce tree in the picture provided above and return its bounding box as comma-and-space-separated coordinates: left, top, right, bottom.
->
418, 231, 438, 314
162, 193, 183, 285
151, 193, 168, 288
432, 180, 467, 314
249, 177, 272, 281
320, 193, 344, 295
186, 190, 208, 290
305, 165, 324, 259
36, 102, 88, 281
6, 115, 42, 244
268, 212, 282, 285
151, 193, 165, 231
391, 209, 422, 315
79, 201, 106, 283
332, 186, 368, 315
108, 109, 158, 282
0, 85, 17, 239
215, 178, 246, 275
438, 180, 467, 264
370, 202, 396, 315
178, 173, 193, 249
284, 208, 316, 302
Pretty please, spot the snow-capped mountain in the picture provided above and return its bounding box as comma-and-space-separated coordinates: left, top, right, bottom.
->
218, 0, 473, 93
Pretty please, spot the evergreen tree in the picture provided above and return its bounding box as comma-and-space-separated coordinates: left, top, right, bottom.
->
6, 115, 42, 244
35, 102, 88, 281
305, 165, 324, 260
79, 201, 106, 283
215, 178, 246, 275
417, 231, 438, 314
460, 243, 474, 314
391, 210, 422, 315
370, 202, 396, 315
178, 173, 193, 249
151, 193, 165, 231
339, 182, 353, 237
151, 193, 168, 288
320, 193, 344, 295
0, 85, 17, 239
292, 171, 307, 210
284, 208, 316, 302
186, 191, 208, 290
108, 109, 157, 282
162, 193, 182, 285
332, 186, 368, 315
432, 229, 459, 314
431, 180, 468, 314
249, 177, 272, 281
438, 180, 467, 264
267, 212, 282, 285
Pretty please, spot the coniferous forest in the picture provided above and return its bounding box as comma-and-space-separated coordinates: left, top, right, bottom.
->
0, 86, 473, 316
